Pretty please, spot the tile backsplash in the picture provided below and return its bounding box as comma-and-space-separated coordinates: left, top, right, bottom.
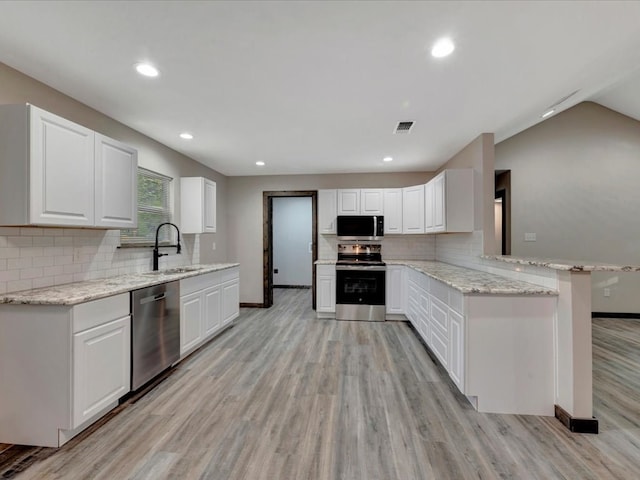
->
318, 234, 435, 261
0, 227, 199, 294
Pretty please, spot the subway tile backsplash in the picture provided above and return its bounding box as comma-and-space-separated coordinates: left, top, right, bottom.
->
0, 227, 199, 294
318, 234, 436, 261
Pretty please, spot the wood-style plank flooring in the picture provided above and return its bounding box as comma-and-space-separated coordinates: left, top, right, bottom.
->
2, 290, 640, 479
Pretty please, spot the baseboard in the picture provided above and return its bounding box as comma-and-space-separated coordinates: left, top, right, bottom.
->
554, 404, 599, 434
592, 312, 640, 319
240, 302, 266, 308
273, 285, 311, 289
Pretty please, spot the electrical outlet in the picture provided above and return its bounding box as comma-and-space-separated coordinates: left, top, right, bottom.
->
73, 247, 81, 262
212, 242, 216, 251
604, 288, 611, 297
524, 232, 537, 242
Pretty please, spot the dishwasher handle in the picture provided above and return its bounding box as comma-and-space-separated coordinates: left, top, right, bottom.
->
139, 292, 167, 305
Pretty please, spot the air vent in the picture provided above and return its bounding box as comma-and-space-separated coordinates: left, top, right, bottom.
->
394, 121, 414, 134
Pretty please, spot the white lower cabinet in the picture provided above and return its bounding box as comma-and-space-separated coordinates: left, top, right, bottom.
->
0, 293, 131, 447
448, 308, 464, 390
180, 291, 204, 355
179, 267, 239, 357
72, 315, 130, 428
316, 264, 336, 316
386, 265, 405, 315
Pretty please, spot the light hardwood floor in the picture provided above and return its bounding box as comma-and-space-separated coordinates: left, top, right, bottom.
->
2, 290, 640, 479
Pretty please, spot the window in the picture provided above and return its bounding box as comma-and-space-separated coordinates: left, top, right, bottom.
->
120, 168, 172, 246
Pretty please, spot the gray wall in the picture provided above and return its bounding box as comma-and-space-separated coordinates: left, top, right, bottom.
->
495, 102, 640, 313
273, 197, 312, 286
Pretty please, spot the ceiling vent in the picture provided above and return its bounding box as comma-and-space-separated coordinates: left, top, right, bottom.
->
394, 121, 414, 134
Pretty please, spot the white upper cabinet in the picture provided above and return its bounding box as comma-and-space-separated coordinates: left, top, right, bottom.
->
383, 188, 403, 234
402, 184, 425, 233
425, 169, 473, 234
180, 177, 217, 234
337, 189, 384, 215
94, 134, 138, 228
0, 104, 138, 228
318, 189, 337, 234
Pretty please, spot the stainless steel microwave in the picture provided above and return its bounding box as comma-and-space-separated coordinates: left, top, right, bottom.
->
336, 215, 384, 240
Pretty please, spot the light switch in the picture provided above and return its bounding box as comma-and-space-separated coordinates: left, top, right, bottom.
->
212, 242, 216, 251
524, 232, 537, 242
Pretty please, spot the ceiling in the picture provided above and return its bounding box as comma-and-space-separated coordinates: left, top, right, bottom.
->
0, 1, 639, 177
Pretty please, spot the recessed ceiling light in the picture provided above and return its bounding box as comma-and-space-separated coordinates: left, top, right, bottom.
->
256, 161, 265, 166
431, 38, 455, 58
135, 62, 159, 77
383, 156, 393, 162
541, 109, 555, 119
179, 132, 193, 140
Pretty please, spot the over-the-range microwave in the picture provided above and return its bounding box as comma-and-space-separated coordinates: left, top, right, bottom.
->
336, 215, 384, 240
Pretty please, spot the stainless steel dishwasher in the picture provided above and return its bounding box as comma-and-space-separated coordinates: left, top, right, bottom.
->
131, 281, 180, 390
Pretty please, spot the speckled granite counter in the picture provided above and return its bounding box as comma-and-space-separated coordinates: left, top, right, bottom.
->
482, 255, 640, 272
315, 259, 556, 295
0, 263, 240, 306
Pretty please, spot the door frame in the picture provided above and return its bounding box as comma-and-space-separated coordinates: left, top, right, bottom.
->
263, 191, 318, 308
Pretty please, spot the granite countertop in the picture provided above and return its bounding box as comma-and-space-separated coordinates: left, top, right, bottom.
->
315, 259, 556, 295
0, 263, 240, 306
482, 255, 640, 272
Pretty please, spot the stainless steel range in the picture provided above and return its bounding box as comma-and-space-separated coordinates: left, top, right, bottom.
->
335, 243, 386, 322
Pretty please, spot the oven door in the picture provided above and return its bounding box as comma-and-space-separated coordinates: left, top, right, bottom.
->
335, 265, 386, 321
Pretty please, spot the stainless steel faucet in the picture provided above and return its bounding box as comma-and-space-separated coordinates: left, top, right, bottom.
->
153, 222, 182, 270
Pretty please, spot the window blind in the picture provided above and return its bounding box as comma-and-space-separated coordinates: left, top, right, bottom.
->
120, 168, 172, 245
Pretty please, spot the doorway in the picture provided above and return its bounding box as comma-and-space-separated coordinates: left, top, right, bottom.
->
495, 170, 511, 255
263, 191, 317, 308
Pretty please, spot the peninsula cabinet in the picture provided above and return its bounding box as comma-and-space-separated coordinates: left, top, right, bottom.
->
179, 266, 239, 358
0, 293, 131, 447
401, 265, 555, 416
0, 104, 138, 228
318, 189, 338, 234
180, 177, 217, 234
386, 264, 406, 315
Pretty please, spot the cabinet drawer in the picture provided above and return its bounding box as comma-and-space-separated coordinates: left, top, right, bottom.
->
181, 272, 217, 295
219, 267, 239, 284
73, 293, 129, 333
430, 296, 448, 335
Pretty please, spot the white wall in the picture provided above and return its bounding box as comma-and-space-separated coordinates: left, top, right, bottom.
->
495, 102, 640, 313
0, 62, 227, 294
273, 197, 312, 286
227, 172, 434, 304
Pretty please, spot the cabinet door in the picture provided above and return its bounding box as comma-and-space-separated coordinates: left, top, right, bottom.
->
433, 173, 446, 232
338, 189, 360, 215
383, 189, 402, 234
449, 309, 464, 392
424, 180, 435, 233
29, 106, 95, 226
203, 178, 217, 233
386, 265, 405, 314
429, 296, 449, 368
318, 189, 337, 234
180, 291, 203, 355
221, 279, 240, 326
402, 185, 425, 233
203, 285, 222, 338
361, 189, 384, 215
94, 134, 138, 228
72, 316, 130, 428
316, 265, 336, 313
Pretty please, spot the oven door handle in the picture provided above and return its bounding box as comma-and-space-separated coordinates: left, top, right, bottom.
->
335, 265, 387, 272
